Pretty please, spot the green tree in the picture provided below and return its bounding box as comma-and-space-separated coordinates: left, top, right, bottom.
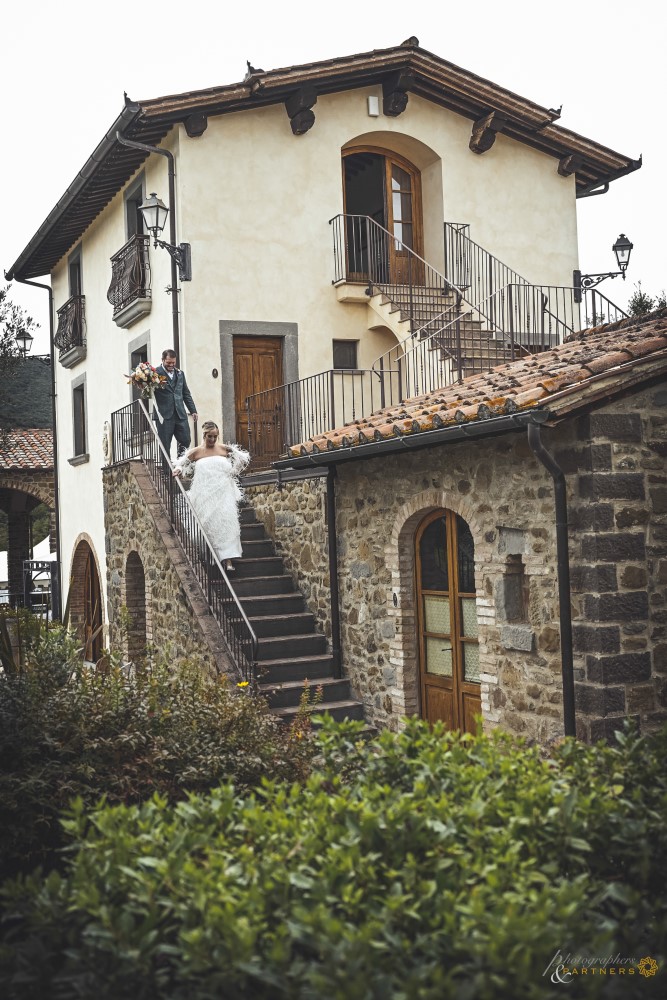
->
0, 284, 40, 382
627, 281, 667, 317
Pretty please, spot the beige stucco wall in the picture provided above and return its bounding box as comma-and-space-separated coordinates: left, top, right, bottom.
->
50, 84, 579, 612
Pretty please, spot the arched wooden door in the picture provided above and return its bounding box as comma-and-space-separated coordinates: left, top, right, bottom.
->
83, 546, 103, 662
342, 148, 423, 284
416, 510, 481, 733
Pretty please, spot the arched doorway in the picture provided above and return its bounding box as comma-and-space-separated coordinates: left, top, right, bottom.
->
70, 540, 103, 662
125, 551, 147, 661
342, 147, 423, 284
416, 509, 481, 733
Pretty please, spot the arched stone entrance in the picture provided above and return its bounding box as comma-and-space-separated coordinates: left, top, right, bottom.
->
124, 550, 148, 661
69, 538, 104, 661
415, 508, 481, 732
0, 473, 55, 606
384, 489, 487, 731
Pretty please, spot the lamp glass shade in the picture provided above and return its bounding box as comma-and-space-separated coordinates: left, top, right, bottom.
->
613, 233, 633, 272
139, 192, 169, 236
16, 330, 34, 354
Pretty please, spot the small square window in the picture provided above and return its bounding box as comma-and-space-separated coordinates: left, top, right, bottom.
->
332, 340, 358, 370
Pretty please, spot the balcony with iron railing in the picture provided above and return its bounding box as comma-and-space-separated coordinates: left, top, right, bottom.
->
107, 234, 152, 328
109, 399, 258, 683
54, 294, 86, 368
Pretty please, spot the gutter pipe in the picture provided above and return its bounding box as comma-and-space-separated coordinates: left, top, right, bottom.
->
5, 274, 62, 620
115, 132, 180, 357
527, 423, 576, 737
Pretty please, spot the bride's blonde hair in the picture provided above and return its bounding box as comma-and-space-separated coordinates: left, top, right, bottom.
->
201, 421, 219, 434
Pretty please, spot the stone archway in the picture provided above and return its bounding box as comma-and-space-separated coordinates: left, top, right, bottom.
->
0, 473, 55, 605
383, 489, 488, 726
124, 550, 148, 661
69, 537, 104, 661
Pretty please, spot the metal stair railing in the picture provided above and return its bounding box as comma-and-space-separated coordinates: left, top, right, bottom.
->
246, 367, 400, 470
110, 399, 258, 683
330, 213, 491, 335
444, 221, 529, 314
444, 222, 628, 341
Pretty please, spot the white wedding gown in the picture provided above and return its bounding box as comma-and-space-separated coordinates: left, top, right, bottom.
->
175, 445, 250, 561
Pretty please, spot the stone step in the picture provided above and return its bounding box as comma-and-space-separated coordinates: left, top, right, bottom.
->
240, 522, 266, 540
233, 556, 285, 578
257, 632, 327, 661
249, 612, 316, 638
239, 591, 307, 616
257, 652, 336, 684
272, 698, 367, 724
232, 574, 296, 596
239, 506, 257, 525
260, 676, 352, 709
240, 538, 275, 559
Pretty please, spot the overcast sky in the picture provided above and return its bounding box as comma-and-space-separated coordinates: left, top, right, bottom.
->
2, 0, 663, 355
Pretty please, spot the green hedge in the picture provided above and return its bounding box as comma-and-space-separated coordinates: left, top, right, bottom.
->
1, 720, 665, 999
0, 627, 316, 879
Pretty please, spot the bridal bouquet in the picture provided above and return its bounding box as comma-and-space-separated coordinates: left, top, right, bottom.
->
124, 362, 167, 399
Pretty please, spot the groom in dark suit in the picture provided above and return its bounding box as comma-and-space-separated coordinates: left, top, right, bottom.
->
153, 349, 198, 458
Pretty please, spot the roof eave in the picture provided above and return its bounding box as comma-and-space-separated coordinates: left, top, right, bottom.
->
273, 409, 551, 470
5, 102, 147, 281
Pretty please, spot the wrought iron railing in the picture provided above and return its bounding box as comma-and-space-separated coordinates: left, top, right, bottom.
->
54, 295, 86, 355
580, 287, 628, 328
107, 234, 151, 317
331, 213, 479, 339
110, 399, 258, 682
444, 221, 529, 311
444, 223, 627, 339
246, 368, 399, 470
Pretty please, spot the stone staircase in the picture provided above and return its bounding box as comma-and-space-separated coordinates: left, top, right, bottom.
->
336, 279, 520, 377
369, 283, 521, 375
232, 504, 366, 725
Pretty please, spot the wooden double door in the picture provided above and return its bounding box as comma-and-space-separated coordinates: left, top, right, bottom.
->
416, 510, 481, 734
233, 336, 284, 466
343, 148, 423, 285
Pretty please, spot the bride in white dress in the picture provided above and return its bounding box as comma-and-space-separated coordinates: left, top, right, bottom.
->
173, 421, 250, 570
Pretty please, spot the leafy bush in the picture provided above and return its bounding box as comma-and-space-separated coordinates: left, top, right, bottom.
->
0, 632, 316, 878
627, 282, 667, 317
1, 719, 665, 999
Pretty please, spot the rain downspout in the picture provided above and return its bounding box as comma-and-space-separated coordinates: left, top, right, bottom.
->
326, 466, 342, 677
6, 274, 62, 620
527, 423, 576, 737
115, 132, 180, 357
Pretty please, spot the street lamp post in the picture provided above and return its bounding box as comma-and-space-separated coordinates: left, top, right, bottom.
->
139, 192, 192, 282
16, 329, 34, 356
573, 234, 633, 304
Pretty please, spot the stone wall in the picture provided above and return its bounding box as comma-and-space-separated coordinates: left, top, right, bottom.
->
332, 432, 563, 738
243, 473, 333, 642
244, 384, 666, 742
558, 386, 667, 740
103, 462, 233, 676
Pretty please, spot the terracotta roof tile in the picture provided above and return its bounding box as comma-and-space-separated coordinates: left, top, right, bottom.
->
0, 429, 54, 470
289, 309, 667, 459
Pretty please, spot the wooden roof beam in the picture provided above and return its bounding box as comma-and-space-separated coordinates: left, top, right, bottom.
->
469, 112, 508, 154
